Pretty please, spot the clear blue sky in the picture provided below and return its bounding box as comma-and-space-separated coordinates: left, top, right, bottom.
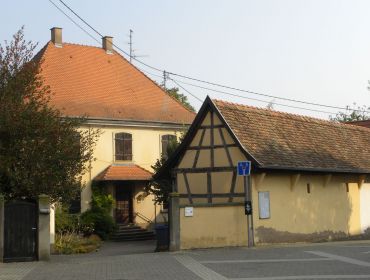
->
2, 0, 370, 119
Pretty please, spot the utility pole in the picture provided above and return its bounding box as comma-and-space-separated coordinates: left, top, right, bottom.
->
129, 29, 133, 63
163, 70, 168, 90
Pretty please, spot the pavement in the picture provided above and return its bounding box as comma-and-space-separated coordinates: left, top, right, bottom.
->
2, 240, 370, 280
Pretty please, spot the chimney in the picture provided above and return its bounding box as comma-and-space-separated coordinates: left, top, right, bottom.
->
50, 27, 62, 47
102, 36, 113, 54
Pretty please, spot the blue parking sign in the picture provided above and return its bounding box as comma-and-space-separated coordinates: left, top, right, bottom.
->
237, 161, 251, 176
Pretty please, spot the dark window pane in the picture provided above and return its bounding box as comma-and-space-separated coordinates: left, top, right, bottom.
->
115, 133, 132, 161
161, 134, 176, 159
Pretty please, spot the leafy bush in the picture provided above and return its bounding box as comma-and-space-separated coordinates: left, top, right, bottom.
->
55, 206, 80, 234
79, 186, 116, 239
80, 208, 115, 240
54, 233, 101, 254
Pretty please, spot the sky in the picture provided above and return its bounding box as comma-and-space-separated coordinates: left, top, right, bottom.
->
2, 0, 370, 120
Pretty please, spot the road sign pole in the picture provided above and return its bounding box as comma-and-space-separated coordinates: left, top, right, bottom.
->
244, 175, 254, 247
247, 175, 254, 247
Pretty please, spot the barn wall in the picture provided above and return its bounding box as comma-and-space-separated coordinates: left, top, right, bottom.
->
179, 205, 248, 249
251, 174, 361, 244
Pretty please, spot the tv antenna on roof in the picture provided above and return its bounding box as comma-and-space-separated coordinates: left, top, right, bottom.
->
128, 29, 148, 64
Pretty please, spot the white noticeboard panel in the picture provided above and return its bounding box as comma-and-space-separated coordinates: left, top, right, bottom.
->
184, 207, 194, 217
258, 192, 270, 219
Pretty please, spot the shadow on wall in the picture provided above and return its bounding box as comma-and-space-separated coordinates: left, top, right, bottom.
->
255, 141, 360, 244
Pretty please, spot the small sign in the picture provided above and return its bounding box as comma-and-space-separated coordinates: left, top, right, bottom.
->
245, 201, 252, 215
184, 207, 193, 217
238, 161, 251, 176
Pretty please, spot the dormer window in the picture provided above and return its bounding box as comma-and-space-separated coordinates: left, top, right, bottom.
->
115, 133, 132, 161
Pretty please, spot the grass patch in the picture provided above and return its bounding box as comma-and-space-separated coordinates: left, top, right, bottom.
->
54, 233, 101, 254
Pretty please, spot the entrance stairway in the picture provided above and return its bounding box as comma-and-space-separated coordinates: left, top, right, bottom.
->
110, 224, 156, 241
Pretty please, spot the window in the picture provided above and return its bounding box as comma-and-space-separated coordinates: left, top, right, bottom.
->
258, 192, 270, 219
307, 183, 311, 194
115, 133, 132, 161
161, 134, 177, 159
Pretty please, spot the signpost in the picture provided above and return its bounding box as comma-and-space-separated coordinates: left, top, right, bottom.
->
237, 161, 254, 247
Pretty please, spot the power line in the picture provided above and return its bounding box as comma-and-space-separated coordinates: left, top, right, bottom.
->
48, 0, 100, 44
141, 68, 338, 115
52, 0, 364, 117
171, 78, 339, 115
170, 79, 203, 103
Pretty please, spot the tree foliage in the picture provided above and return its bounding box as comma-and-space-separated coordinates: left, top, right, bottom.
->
330, 103, 370, 122
165, 87, 196, 112
0, 27, 99, 203
146, 131, 185, 205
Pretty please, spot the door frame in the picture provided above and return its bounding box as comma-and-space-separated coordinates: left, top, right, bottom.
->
114, 182, 134, 224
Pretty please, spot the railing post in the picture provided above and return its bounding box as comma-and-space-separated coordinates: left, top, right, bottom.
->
0, 195, 4, 262
169, 192, 180, 251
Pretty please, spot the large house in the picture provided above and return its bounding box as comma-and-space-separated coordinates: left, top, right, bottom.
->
36, 27, 195, 241
160, 97, 370, 250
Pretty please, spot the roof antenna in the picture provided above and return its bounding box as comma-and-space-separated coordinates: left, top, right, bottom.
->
128, 29, 148, 64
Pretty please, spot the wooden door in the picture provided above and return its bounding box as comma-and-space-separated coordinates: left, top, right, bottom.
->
4, 201, 38, 262
115, 187, 133, 224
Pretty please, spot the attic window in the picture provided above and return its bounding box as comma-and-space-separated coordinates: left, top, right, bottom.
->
115, 133, 132, 161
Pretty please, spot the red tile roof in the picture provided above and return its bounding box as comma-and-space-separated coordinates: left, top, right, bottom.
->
213, 99, 370, 173
347, 120, 370, 129
36, 42, 195, 124
94, 164, 152, 181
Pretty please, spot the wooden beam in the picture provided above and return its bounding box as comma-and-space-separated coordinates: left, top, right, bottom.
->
254, 173, 266, 190
183, 173, 193, 204
207, 172, 212, 203
200, 124, 225, 129
192, 129, 206, 168
228, 171, 237, 202
358, 174, 366, 189
180, 193, 244, 198
210, 111, 215, 168
175, 166, 235, 173
290, 174, 300, 191
187, 144, 238, 150
323, 174, 332, 188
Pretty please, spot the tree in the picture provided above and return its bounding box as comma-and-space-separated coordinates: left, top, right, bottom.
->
145, 131, 184, 205
0, 27, 99, 203
165, 87, 196, 112
330, 103, 370, 122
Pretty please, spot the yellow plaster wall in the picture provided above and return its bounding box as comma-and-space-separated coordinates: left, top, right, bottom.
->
252, 174, 361, 243
180, 206, 248, 249
80, 125, 181, 223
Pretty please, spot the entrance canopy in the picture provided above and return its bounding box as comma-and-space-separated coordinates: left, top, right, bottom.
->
94, 164, 152, 181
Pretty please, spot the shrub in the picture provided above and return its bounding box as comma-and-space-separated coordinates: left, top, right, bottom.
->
55, 206, 80, 234
54, 233, 101, 254
80, 207, 115, 240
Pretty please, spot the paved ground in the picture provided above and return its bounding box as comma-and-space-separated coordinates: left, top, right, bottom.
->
2, 240, 370, 280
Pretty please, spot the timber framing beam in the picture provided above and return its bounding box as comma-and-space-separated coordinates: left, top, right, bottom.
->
358, 174, 366, 189
175, 166, 235, 173
290, 174, 300, 191
180, 193, 245, 198
187, 144, 237, 150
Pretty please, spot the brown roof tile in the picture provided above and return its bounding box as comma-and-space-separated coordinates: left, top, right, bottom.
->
37, 42, 195, 124
94, 164, 152, 181
213, 99, 370, 173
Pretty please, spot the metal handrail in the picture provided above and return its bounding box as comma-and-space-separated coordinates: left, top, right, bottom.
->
134, 211, 152, 224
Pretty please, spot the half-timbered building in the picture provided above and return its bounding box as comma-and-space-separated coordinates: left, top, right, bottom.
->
159, 97, 370, 250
